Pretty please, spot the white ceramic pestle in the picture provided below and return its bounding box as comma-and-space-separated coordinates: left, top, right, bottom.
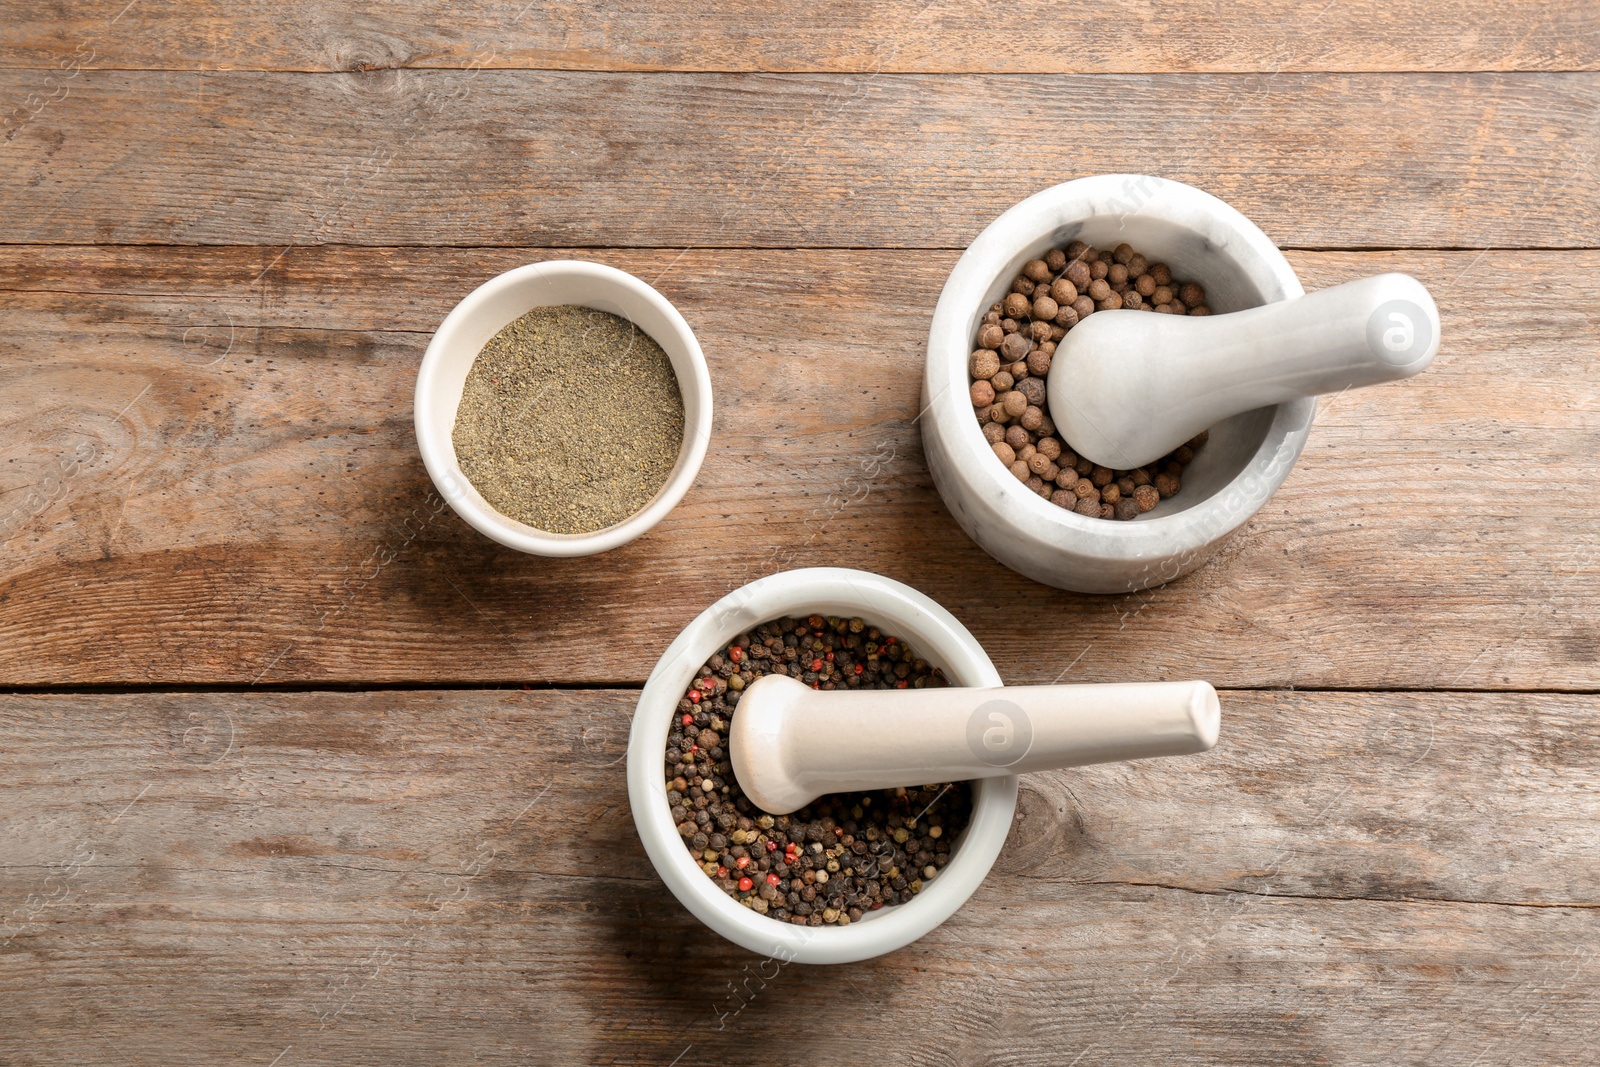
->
1049, 272, 1440, 471
730, 674, 1219, 815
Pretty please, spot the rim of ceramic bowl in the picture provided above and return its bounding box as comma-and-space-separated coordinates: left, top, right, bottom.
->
924, 175, 1316, 575
415, 260, 713, 557
627, 568, 1017, 965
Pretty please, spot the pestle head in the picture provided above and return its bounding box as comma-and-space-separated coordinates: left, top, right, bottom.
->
1048, 273, 1440, 470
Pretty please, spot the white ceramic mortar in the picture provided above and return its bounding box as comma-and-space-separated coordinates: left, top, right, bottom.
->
922, 175, 1317, 593
627, 568, 1017, 965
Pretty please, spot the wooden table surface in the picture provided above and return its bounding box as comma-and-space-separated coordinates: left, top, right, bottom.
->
3, 3, 1598, 1064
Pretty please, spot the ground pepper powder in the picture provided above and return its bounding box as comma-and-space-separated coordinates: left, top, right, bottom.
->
453, 305, 684, 534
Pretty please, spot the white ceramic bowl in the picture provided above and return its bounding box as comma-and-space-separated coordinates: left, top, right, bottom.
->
627, 568, 1017, 964
922, 176, 1317, 593
414, 260, 713, 556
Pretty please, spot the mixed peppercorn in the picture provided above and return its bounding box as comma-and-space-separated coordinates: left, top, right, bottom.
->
666, 615, 973, 927
971, 240, 1211, 518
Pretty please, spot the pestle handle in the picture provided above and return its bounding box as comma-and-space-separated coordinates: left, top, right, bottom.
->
729, 675, 1220, 815
1051, 272, 1441, 470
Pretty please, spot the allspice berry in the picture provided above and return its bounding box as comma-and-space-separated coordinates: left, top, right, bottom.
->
970, 239, 1211, 519
1000, 332, 1031, 361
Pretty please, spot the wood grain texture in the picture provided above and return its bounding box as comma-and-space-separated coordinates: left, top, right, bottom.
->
2, 245, 1598, 690
2, 689, 1596, 1066
4, 3, 1596, 1062
1, 0, 1597, 74
2, 71, 1598, 249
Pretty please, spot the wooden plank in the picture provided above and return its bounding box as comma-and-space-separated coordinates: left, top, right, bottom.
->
1, 245, 1598, 689
2, 689, 1596, 1065
2, 71, 1597, 249
1, 0, 1596, 74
